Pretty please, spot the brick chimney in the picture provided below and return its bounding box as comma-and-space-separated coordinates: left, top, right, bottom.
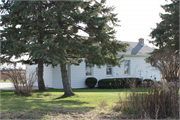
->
139, 38, 144, 45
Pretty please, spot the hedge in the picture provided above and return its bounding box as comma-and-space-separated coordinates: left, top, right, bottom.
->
85, 77, 97, 88
98, 78, 142, 89
142, 79, 154, 87
143, 79, 154, 82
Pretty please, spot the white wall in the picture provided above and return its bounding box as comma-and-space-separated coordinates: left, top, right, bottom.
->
71, 62, 87, 88
68, 56, 161, 89
27, 56, 162, 89
26, 64, 53, 88
44, 65, 53, 88
26, 65, 38, 86
52, 65, 63, 89
121, 56, 162, 81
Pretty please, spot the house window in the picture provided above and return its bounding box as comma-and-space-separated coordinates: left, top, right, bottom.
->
86, 62, 92, 75
124, 60, 130, 75
106, 65, 112, 75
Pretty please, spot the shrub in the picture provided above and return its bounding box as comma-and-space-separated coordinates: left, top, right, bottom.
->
0, 72, 9, 82
114, 81, 179, 119
142, 79, 154, 87
1, 67, 37, 96
98, 78, 142, 89
85, 77, 97, 88
123, 78, 142, 88
98, 79, 116, 89
143, 79, 154, 82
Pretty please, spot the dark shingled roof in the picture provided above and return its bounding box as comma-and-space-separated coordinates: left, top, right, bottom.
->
118, 41, 154, 56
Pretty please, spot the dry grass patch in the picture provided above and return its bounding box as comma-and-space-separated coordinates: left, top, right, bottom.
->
113, 81, 179, 119
1, 108, 133, 120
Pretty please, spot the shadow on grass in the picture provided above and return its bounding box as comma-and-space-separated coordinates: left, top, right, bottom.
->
0, 87, 153, 119
1, 92, 94, 119
1, 90, 92, 112
1, 87, 151, 94
54, 95, 75, 99
31, 87, 151, 93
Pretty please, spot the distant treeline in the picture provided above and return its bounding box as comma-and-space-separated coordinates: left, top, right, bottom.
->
0, 69, 26, 72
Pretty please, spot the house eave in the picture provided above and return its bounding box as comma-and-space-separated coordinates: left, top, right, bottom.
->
117, 54, 150, 57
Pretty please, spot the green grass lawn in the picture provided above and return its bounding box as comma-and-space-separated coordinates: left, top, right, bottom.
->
1, 87, 179, 119
0, 80, 12, 83
1, 88, 150, 113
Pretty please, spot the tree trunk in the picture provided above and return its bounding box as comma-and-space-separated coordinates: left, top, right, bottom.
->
38, 58, 46, 91
60, 63, 75, 97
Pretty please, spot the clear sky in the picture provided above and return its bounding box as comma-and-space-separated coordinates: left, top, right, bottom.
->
0, 0, 171, 69
105, 0, 171, 47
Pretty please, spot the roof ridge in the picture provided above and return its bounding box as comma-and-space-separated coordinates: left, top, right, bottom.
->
118, 41, 153, 56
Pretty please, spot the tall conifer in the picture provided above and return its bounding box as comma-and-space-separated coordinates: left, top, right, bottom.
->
1, 1, 55, 91
146, 0, 179, 82
149, 0, 179, 49
1, 0, 129, 96
46, 1, 128, 96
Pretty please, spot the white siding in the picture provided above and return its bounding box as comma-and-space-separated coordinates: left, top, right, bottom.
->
27, 55, 162, 89
52, 65, 63, 89
93, 65, 107, 80
70, 56, 161, 87
120, 56, 162, 81
44, 65, 53, 88
26, 64, 53, 87
26, 65, 38, 86
71, 62, 87, 88
113, 66, 124, 77
69, 56, 161, 88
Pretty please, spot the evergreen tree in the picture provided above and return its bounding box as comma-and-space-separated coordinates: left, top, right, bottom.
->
149, 0, 179, 49
0, 1, 55, 91
46, 0, 129, 96
1, 0, 129, 96
146, 0, 179, 82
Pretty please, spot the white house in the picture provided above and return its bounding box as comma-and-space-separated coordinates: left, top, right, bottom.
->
26, 38, 162, 89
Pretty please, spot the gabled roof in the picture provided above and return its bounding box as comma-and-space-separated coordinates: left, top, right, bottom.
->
118, 41, 153, 56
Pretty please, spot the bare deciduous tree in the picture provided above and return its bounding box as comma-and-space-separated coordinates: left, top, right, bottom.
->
146, 46, 179, 82
1, 67, 37, 96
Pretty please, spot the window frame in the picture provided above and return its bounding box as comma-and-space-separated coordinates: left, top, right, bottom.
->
106, 64, 113, 76
124, 60, 130, 75
86, 62, 93, 76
